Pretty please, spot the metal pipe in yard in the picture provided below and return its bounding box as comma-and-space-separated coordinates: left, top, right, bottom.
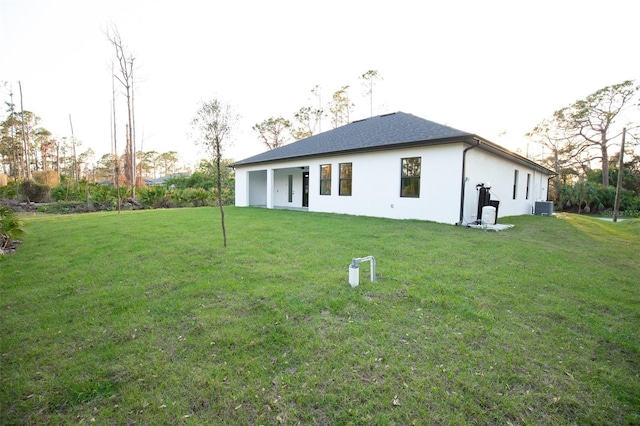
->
349, 256, 376, 287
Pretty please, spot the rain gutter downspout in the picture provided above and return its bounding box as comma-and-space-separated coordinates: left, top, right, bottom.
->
457, 139, 481, 225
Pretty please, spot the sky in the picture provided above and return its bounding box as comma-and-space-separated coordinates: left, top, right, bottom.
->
1, 0, 639, 170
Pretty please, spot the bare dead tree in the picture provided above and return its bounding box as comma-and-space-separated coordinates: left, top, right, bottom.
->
69, 114, 78, 184
131, 65, 137, 187
111, 63, 122, 213
18, 81, 31, 181
106, 24, 136, 198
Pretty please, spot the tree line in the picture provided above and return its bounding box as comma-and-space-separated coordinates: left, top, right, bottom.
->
0, 101, 186, 184
0, 23, 192, 196
252, 70, 382, 150
528, 80, 640, 214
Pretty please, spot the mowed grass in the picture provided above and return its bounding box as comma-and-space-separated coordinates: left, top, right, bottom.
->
1, 207, 638, 425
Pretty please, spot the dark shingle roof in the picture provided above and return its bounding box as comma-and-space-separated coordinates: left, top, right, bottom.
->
234, 112, 473, 166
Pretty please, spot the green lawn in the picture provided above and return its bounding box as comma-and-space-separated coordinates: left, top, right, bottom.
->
1, 207, 639, 425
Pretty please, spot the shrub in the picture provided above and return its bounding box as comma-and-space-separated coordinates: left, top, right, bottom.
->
0, 206, 26, 252
558, 181, 635, 214
49, 179, 83, 202
177, 187, 210, 207
19, 180, 51, 203
0, 180, 18, 199
49, 184, 67, 202
139, 186, 170, 208
90, 185, 117, 204
165, 188, 185, 207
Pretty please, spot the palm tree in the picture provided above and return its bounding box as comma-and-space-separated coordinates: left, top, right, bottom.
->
0, 206, 26, 253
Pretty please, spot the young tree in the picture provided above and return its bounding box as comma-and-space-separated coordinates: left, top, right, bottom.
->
252, 117, 292, 150
553, 80, 639, 187
360, 70, 382, 117
191, 98, 238, 248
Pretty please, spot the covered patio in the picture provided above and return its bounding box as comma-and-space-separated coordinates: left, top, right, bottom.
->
245, 166, 310, 210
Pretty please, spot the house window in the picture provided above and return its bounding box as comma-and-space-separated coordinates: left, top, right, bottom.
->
339, 162, 352, 196
526, 173, 531, 200
400, 157, 421, 197
513, 170, 519, 199
288, 174, 293, 203
320, 164, 331, 195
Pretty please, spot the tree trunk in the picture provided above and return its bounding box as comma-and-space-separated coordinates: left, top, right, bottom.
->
216, 141, 227, 248
70, 114, 77, 184
601, 131, 609, 187
131, 65, 136, 196
124, 123, 132, 185
552, 148, 561, 203
612, 128, 626, 222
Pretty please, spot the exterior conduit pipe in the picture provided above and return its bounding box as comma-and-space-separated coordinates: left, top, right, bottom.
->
457, 139, 481, 226
349, 256, 376, 287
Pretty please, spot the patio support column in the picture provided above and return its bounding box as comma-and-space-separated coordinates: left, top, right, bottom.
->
266, 168, 274, 209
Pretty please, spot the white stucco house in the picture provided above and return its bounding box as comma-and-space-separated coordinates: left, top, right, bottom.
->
233, 112, 552, 225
